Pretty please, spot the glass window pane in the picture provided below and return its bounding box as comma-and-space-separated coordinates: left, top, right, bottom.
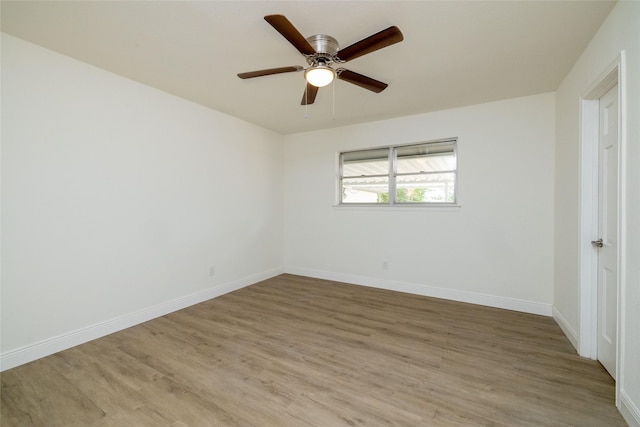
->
343, 159, 389, 177
342, 176, 389, 204
396, 142, 455, 174
395, 172, 456, 203
342, 148, 389, 177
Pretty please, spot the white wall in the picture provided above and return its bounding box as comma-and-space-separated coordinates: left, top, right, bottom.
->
554, 1, 640, 425
1, 34, 284, 369
284, 93, 555, 315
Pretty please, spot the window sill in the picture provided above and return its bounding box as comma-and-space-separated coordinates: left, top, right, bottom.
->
332, 204, 462, 212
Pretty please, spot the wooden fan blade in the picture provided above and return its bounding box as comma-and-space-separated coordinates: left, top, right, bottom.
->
238, 66, 303, 79
301, 83, 319, 105
336, 26, 403, 62
264, 15, 316, 56
337, 69, 388, 93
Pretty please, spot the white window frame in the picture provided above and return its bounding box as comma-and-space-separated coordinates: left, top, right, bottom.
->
337, 138, 458, 207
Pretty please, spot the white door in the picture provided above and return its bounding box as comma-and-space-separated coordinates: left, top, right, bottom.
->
595, 84, 618, 379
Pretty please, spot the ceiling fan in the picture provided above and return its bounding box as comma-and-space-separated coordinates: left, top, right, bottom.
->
237, 15, 404, 105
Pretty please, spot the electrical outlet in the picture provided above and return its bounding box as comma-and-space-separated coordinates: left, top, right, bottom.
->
382, 260, 389, 270
208, 266, 216, 277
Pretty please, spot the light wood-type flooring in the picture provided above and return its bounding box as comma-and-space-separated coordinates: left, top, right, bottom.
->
1, 274, 626, 426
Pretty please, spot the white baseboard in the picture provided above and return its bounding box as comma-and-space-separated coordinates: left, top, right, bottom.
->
285, 267, 552, 316
552, 305, 579, 352
0, 267, 284, 372
621, 390, 640, 427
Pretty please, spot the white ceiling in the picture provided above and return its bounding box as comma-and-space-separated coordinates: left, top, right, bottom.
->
1, 1, 615, 135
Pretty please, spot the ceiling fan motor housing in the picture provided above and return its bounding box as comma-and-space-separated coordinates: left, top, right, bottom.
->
306, 34, 339, 64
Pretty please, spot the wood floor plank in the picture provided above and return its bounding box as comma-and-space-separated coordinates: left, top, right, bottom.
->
0, 274, 627, 426
1, 358, 106, 426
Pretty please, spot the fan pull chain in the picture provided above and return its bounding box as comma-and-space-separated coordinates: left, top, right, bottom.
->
332, 80, 336, 121
304, 85, 309, 119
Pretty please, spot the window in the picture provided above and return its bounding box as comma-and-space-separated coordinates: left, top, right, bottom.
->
339, 139, 457, 205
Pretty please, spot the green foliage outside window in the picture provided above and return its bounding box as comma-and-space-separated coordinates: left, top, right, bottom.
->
377, 187, 426, 203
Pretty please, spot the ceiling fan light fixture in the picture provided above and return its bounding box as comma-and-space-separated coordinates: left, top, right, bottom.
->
305, 65, 335, 87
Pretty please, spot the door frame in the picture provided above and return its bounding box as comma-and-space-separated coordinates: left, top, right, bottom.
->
578, 51, 627, 404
